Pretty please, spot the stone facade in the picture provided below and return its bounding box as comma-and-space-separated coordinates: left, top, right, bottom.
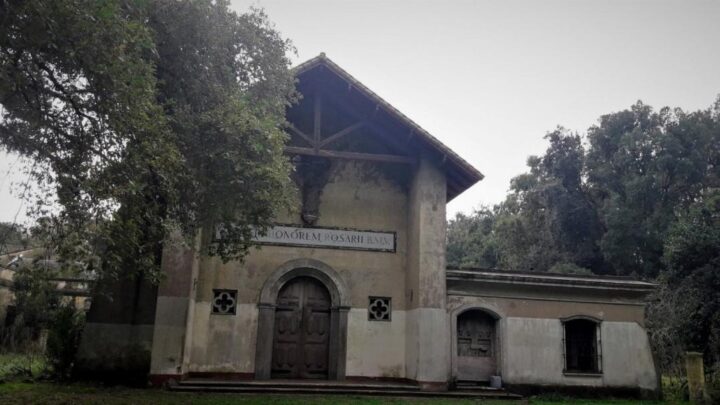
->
77, 54, 660, 397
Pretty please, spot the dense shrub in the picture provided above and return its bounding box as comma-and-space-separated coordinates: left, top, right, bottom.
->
46, 304, 85, 380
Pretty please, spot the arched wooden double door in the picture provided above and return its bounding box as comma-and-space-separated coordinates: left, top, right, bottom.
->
271, 277, 331, 379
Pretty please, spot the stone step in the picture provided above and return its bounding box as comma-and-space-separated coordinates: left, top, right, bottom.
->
170, 381, 522, 399
178, 379, 420, 392
454, 382, 504, 391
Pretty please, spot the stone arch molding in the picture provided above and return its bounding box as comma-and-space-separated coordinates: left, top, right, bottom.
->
450, 304, 505, 381
255, 258, 350, 380
560, 314, 603, 324
258, 258, 351, 308
451, 303, 504, 321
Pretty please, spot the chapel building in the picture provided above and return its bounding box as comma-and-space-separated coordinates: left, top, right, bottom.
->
76, 54, 659, 397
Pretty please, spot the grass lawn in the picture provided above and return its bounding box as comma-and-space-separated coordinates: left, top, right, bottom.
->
0, 353, 688, 405
0, 382, 680, 405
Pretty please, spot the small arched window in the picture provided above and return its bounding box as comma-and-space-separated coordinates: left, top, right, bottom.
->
562, 317, 602, 374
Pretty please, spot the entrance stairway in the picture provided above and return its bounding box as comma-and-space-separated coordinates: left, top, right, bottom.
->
169, 378, 523, 400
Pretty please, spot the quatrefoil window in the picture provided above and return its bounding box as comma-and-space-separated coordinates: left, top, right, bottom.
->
212, 289, 237, 315
368, 296, 391, 321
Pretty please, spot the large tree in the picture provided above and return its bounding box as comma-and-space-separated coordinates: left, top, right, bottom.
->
586, 101, 720, 277
447, 98, 720, 278
0, 0, 296, 280
506, 129, 602, 273
457, 128, 603, 273
647, 190, 720, 369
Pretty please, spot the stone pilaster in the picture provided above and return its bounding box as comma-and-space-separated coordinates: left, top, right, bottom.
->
405, 158, 450, 390
149, 231, 201, 384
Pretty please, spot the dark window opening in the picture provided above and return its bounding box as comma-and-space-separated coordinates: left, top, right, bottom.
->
564, 319, 600, 373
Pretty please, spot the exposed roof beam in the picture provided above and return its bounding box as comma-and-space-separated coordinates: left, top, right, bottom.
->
318, 121, 366, 148
295, 55, 484, 184
287, 124, 315, 147
285, 146, 415, 165
320, 90, 414, 156
313, 93, 322, 151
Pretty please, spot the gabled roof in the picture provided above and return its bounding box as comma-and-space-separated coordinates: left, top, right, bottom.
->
292, 53, 483, 201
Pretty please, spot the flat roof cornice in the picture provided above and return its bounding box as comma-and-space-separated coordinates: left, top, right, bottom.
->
447, 268, 657, 293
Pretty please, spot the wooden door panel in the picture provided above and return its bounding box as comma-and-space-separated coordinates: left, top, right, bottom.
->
456, 310, 496, 381
271, 276, 331, 379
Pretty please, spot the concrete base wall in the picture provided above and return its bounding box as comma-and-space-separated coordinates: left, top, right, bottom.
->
405, 307, 450, 384
188, 303, 258, 373
75, 272, 158, 383
150, 296, 191, 375
75, 322, 154, 382
346, 308, 406, 378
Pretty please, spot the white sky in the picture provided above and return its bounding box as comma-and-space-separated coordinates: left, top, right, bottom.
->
1, 0, 719, 223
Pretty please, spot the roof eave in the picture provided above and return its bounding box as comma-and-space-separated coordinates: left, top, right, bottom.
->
292, 54, 484, 200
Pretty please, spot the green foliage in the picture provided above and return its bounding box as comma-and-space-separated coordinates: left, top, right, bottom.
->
0, 0, 297, 282
4, 263, 61, 347
656, 191, 720, 361
147, 1, 296, 264
449, 128, 604, 273
547, 263, 593, 276
0, 352, 46, 381
45, 304, 85, 381
0, 262, 61, 381
586, 102, 720, 278
2, 261, 86, 381
447, 208, 498, 269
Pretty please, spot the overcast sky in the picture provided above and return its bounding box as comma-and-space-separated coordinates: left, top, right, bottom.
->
1, 0, 719, 224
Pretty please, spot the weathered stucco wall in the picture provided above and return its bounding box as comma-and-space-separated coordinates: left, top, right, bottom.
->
600, 321, 658, 389
447, 295, 658, 391
187, 302, 258, 373
185, 160, 411, 377
502, 318, 657, 390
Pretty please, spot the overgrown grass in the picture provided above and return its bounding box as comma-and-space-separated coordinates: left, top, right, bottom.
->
0, 382, 679, 405
660, 376, 687, 403
0, 352, 47, 381
0, 383, 510, 405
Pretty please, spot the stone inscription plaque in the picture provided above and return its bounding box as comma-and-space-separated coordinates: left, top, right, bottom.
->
252, 225, 396, 252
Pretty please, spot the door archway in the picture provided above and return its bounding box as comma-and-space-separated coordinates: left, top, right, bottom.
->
272, 277, 331, 379
453, 308, 501, 382
255, 259, 350, 380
